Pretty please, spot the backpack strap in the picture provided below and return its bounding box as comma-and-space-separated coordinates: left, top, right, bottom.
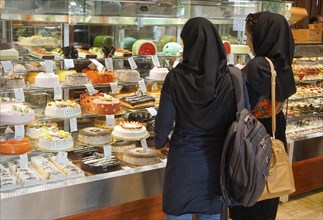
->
228, 66, 250, 112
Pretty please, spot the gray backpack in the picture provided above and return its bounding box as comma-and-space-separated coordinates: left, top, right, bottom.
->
220, 67, 272, 212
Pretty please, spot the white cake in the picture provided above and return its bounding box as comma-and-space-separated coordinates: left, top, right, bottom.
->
26, 121, 58, 139
0, 49, 19, 61
7, 159, 43, 187
64, 73, 88, 86
18, 36, 60, 48
123, 148, 160, 166
112, 121, 148, 140
45, 100, 81, 118
0, 164, 18, 191
148, 67, 169, 81
38, 130, 74, 151
34, 72, 60, 88
114, 69, 141, 82
77, 127, 112, 145
0, 103, 35, 125
30, 155, 65, 181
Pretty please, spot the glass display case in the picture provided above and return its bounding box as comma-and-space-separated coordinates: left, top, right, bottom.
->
2, 1, 320, 219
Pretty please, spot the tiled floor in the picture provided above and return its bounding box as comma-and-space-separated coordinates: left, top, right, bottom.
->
276, 189, 323, 220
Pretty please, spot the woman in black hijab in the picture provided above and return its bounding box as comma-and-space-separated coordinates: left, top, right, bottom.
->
155, 17, 236, 219
229, 11, 296, 220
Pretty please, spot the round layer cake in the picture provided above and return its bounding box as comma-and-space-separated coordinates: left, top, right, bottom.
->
45, 100, 81, 118
0, 138, 32, 155
81, 153, 121, 174
112, 121, 148, 141
114, 69, 140, 82
111, 140, 136, 154
148, 66, 169, 81
123, 148, 160, 166
0, 104, 35, 125
90, 94, 121, 115
80, 92, 102, 113
34, 72, 60, 88
77, 127, 112, 145
38, 130, 74, 151
64, 72, 88, 86
26, 121, 58, 139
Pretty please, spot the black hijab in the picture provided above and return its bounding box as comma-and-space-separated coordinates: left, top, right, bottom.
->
243, 11, 296, 102
166, 17, 235, 129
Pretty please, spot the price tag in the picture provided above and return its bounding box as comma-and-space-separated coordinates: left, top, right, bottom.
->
128, 57, 137, 70
103, 145, 112, 159
105, 58, 114, 70
106, 115, 115, 127
64, 59, 75, 69
1, 61, 14, 72
140, 139, 149, 150
90, 59, 105, 72
138, 79, 147, 93
173, 60, 179, 68
14, 88, 25, 102
151, 55, 160, 67
84, 83, 96, 95
20, 154, 28, 168
109, 82, 119, 94
146, 107, 157, 116
57, 152, 68, 165
44, 60, 53, 73
14, 125, 25, 140
227, 53, 234, 65
54, 85, 62, 100
70, 117, 78, 132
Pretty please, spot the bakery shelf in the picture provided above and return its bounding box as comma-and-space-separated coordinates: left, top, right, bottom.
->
287, 131, 323, 142
286, 112, 323, 123
288, 95, 323, 102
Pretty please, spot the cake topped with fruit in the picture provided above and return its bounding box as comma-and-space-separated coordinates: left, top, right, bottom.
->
1, 71, 26, 88
112, 121, 148, 141
45, 99, 81, 118
26, 121, 58, 139
0, 103, 35, 125
38, 130, 74, 151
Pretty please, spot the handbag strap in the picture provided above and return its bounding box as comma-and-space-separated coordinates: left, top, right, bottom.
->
264, 57, 277, 139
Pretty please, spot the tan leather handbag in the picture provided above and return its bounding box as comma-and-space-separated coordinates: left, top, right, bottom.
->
258, 57, 296, 201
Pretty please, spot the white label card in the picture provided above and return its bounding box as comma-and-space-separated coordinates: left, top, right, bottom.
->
70, 117, 77, 132
146, 107, 157, 116
106, 115, 115, 127
57, 152, 68, 165
20, 154, 28, 168
140, 139, 149, 150
90, 59, 105, 72
109, 82, 119, 94
14, 88, 25, 102
1, 61, 14, 72
64, 59, 75, 69
103, 145, 112, 159
151, 55, 160, 67
105, 58, 114, 70
138, 79, 147, 93
128, 57, 138, 70
84, 83, 96, 95
54, 85, 63, 100
44, 60, 53, 73
14, 125, 25, 140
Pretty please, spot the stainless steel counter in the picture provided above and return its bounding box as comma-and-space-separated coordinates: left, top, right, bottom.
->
0, 162, 165, 220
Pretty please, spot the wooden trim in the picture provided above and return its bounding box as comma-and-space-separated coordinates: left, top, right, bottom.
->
290, 156, 323, 197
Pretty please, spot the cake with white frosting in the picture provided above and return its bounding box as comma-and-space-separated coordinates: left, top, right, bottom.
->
112, 121, 148, 141
45, 100, 81, 118
147, 66, 169, 81
38, 130, 74, 151
34, 72, 59, 88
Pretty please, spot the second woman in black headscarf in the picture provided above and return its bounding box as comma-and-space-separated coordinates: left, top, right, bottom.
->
155, 17, 236, 220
